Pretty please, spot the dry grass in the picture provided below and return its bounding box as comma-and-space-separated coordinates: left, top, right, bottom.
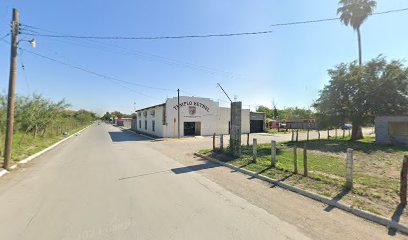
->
202, 138, 408, 224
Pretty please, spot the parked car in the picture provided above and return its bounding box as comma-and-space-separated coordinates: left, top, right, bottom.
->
341, 124, 352, 130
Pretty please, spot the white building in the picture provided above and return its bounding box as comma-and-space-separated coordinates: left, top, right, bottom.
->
134, 96, 251, 138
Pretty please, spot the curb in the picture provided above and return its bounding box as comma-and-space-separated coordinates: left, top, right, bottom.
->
194, 152, 408, 235
0, 124, 92, 178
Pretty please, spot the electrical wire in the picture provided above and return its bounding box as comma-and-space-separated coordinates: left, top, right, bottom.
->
21, 30, 274, 40
0, 38, 168, 101
19, 7, 408, 40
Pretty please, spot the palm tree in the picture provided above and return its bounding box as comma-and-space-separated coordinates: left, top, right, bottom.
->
337, 0, 377, 66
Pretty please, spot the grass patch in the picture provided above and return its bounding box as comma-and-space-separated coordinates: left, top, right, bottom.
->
0, 125, 89, 165
199, 138, 408, 223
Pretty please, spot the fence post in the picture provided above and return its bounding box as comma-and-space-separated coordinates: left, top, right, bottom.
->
247, 133, 250, 147
220, 134, 224, 152
335, 128, 338, 139
253, 138, 257, 163
296, 129, 299, 142
318, 130, 320, 140
345, 148, 354, 190
271, 140, 276, 167
327, 129, 330, 140
294, 145, 298, 174
213, 133, 215, 151
400, 156, 408, 205
307, 129, 310, 141
303, 143, 308, 177
291, 130, 294, 142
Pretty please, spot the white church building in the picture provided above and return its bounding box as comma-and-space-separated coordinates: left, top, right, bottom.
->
134, 96, 251, 138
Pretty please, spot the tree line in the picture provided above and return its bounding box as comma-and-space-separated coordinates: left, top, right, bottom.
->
0, 94, 96, 138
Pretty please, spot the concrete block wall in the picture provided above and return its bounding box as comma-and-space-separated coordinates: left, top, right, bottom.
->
375, 116, 408, 145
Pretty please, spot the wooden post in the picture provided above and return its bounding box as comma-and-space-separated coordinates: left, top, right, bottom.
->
327, 129, 330, 140
212, 133, 215, 151
307, 129, 310, 141
400, 156, 408, 205
296, 129, 299, 142
345, 148, 354, 190
253, 138, 257, 163
291, 130, 294, 142
318, 129, 320, 140
335, 128, 338, 139
247, 133, 249, 147
220, 134, 224, 152
271, 140, 276, 167
303, 143, 308, 177
293, 146, 298, 174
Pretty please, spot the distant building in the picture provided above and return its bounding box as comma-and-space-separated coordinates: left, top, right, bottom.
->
267, 119, 280, 129
135, 96, 251, 138
249, 112, 266, 133
375, 115, 408, 146
115, 117, 132, 128
285, 119, 317, 130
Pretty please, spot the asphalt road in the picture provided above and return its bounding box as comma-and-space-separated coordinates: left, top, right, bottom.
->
0, 124, 311, 240
0, 124, 398, 240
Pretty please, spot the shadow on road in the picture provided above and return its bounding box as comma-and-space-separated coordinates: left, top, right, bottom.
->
323, 189, 350, 212
388, 203, 406, 236
171, 161, 219, 174
119, 170, 170, 180
108, 131, 149, 142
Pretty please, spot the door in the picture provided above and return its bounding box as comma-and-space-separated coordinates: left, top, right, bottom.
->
250, 120, 264, 133
184, 122, 196, 136
195, 122, 201, 135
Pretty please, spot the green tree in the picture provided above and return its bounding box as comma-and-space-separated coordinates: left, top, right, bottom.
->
256, 106, 273, 118
101, 112, 112, 121
337, 0, 376, 66
314, 57, 408, 140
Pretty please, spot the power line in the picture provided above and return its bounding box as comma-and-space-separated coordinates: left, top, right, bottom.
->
269, 7, 408, 27
21, 29, 274, 40
19, 7, 408, 40
19, 24, 243, 87
0, 39, 168, 100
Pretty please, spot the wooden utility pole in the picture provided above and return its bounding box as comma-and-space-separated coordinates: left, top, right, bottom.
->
177, 89, 180, 138
3, 8, 19, 170
400, 156, 408, 205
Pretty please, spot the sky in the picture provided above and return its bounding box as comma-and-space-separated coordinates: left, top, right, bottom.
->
0, 0, 407, 115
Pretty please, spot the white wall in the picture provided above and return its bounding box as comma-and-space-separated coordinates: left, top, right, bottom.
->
164, 96, 220, 137
136, 105, 165, 137
217, 107, 250, 135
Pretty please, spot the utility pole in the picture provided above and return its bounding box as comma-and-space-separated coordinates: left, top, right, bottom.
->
177, 89, 180, 138
3, 8, 19, 170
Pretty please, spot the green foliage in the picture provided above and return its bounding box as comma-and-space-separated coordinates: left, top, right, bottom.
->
256, 106, 314, 120
101, 112, 112, 121
337, 0, 377, 30
314, 56, 408, 131
0, 93, 96, 138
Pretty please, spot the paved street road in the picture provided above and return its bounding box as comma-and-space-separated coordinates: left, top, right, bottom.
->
0, 124, 400, 239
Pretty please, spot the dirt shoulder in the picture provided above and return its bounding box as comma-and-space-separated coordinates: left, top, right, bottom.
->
148, 137, 405, 240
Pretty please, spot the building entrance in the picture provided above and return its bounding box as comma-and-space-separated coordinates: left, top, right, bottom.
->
184, 122, 201, 136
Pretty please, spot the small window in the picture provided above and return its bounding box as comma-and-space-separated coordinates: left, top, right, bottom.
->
389, 122, 408, 136
145, 120, 147, 130
152, 120, 155, 132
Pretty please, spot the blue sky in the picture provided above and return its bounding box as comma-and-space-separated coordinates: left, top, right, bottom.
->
0, 0, 407, 115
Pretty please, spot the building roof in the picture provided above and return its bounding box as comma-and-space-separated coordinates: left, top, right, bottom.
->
135, 103, 165, 112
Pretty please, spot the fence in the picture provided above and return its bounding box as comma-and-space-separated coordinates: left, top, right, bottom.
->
209, 131, 407, 216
